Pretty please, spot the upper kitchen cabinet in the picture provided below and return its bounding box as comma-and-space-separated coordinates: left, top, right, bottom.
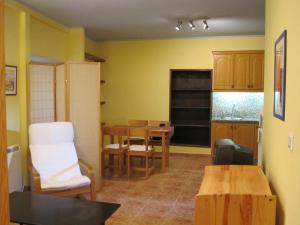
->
249, 53, 264, 90
213, 54, 234, 89
212, 51, 264, 91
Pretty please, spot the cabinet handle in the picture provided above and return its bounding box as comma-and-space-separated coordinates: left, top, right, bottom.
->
232, 85, 234, 88
248, 85, 250, 88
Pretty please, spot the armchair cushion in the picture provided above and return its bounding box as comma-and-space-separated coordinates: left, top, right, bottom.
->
42, 175, 90, 191
129, 145, 152, 151
29, 122, 91, 191
105, 144, 128, 149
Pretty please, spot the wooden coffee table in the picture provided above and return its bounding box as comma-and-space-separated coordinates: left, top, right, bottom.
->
10, 192, 120, 225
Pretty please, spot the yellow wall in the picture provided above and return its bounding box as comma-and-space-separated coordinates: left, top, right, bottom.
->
97, 36, 264, 154
5, 5, 20, 145
85, 37, 99, 56
4, 0, 87, 185
30, 17, 68, 62
68, 28, 85, 61
264, 0, 300, 224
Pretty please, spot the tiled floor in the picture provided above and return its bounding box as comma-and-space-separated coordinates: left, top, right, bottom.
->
99, 154, 212, 225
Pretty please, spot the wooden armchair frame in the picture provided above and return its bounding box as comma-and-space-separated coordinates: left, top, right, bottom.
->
28, 156, 96, 201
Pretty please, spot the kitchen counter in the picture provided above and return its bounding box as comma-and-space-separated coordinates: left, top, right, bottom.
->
212, 118, 259, 123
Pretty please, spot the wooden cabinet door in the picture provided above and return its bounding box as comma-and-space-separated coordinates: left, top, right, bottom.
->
211, 122, 233, 155
249, 54, 264, 90
213, 54, 234, 90
234, 54, 250, 89
232, 123, 256, 151
252, 124, 259, 160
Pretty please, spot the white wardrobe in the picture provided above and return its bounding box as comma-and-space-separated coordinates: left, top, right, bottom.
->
28, 62, 101, 188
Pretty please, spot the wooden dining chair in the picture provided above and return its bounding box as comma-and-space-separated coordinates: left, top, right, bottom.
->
148, 120, 171, 146
101, 126, 128, 177
148, 120, 170, 152
127, 127, 154, 178
127, 120, 148, 145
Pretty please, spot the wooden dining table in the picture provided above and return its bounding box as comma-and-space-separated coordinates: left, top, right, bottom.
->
105, 125, 174, 171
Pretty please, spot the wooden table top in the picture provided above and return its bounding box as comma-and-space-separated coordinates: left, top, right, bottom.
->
198, 165, 272, 196
105, 125, 174, 133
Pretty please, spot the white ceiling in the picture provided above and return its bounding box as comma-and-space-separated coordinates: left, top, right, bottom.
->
16, 0, 265, 41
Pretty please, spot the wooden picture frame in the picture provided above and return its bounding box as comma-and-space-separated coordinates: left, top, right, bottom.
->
5, 65, 17, 95
273, 30, 287, 121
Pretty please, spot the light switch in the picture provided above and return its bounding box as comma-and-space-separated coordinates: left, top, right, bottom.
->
288, 133, 294, 151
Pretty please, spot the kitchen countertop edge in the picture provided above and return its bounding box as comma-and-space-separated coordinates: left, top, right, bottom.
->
212, 119, 259, 123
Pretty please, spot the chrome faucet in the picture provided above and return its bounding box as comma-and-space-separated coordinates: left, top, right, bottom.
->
231, 104, 236, 119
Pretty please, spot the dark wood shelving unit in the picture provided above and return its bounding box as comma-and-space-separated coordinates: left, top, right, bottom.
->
170, 69, 212, 147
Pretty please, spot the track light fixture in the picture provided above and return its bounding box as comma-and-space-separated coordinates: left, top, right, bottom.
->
203, 19, 209, 30
175, 18, 210, 31
175, 21, 182, 31
189, 20, 196, 30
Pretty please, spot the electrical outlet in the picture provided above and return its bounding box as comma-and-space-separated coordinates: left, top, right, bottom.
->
288, 133, 294, 151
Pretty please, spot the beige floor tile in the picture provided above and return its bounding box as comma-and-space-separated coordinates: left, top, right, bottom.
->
99, 154, 211, 225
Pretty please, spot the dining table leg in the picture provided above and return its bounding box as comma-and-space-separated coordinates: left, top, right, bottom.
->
161, 133, 166, 171
165, 133, 170, 168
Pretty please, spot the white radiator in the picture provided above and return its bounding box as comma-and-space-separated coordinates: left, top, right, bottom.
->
7, 145, 23, 193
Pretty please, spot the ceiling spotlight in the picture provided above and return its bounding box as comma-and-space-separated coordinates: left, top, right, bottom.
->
189, 20, 196, 30
175, 21, 182, 31
203, 19, 209, 30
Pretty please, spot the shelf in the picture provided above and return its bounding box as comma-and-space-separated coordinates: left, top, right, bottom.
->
173, 119, 211, 126
172, 89, 211, 92
170, 69, 212, 147
172, 106, 210, 109
170, 141, 210, 148
174, 124, 211, 128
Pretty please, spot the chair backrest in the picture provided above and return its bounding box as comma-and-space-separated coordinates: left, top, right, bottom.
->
101, 126, 128, 148
128, 119, 148, 126
29, 122, 82, 182
128, 127, 149, 147
148, 120, 170, 127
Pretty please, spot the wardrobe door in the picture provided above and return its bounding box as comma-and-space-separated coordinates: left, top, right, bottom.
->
67, 62, 101, 187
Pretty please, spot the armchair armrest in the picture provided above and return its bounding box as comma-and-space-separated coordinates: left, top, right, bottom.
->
78, 159, 95, 179
28, 162, 42, 192
78, 159, 96, 201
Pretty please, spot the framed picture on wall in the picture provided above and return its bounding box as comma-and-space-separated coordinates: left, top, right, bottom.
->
273, 30, 287, 121
5, 65, 17, 95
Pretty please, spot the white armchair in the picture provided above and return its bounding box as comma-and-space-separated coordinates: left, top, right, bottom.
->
28, 122, 96, 200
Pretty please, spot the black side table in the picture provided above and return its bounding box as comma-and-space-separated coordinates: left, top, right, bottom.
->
10, 192, 120, 225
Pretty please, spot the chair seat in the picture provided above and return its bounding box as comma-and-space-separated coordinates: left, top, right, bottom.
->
105, 144, 128, 150
129, 137, 145, 140
41, 175, 91, 191
129, 145, 152, 151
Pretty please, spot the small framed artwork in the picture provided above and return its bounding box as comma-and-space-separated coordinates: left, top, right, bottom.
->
273, 30, 287, 121
5, 65, 17, 96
